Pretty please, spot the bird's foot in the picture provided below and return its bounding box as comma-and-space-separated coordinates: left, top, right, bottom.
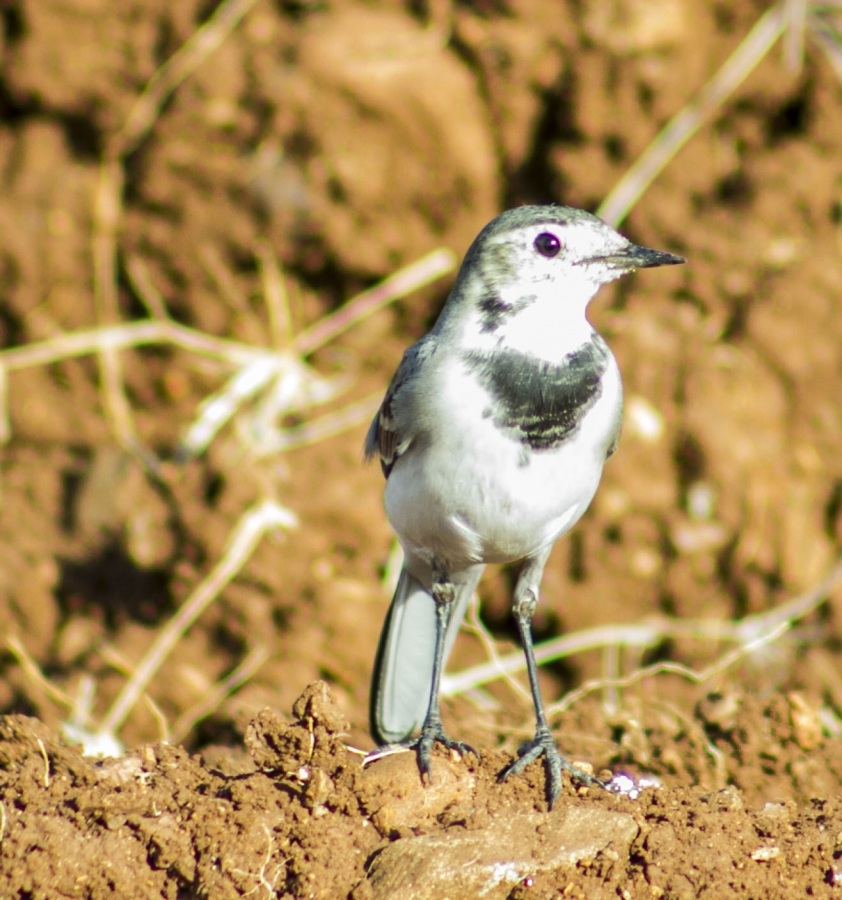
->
365, 721, 478, 785
413, 720, 479, 784
499, 727, 606, 810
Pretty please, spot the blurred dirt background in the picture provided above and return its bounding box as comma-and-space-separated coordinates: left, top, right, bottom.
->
2, 0, 842, 896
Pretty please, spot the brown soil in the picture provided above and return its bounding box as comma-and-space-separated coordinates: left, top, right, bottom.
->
1, 0, 842, 897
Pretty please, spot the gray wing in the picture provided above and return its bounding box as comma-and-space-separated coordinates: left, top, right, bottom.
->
364, 335, 438, 478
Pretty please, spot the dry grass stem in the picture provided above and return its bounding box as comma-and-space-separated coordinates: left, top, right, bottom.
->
599, 0, 842, 226
170, 645, 270, 744
0, 319, 261, 373
462, 595, 531, 706
6, 639, 124, 756
443, 557, 842, 702
256, 242, 295, 350
98, 499, 296, 739
783, 0, 808, 70
239, 394, 381, 456
230, 824, 287, 898
293, 248, 456, 355
810, 11, 842, 80
548, 620, 790, 717
92, 159, 135, 448
85, 0, 260, 450
598, 2, 788, 226
0, 366, 8, 444
95, 646, 171, 744
2, 0, 453, 459
125, 256, 171, 320
178, 353, 341, 458
6, 636, 75, 711
198, 244, 255, 317
117, 0, 260, 157
0, 246, 454, 458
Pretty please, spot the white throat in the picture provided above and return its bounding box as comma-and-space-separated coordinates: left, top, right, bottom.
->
467, 274, 601, 362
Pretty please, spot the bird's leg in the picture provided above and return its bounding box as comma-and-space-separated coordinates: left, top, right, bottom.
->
411, 565, 479, 783
499, 549, 606, 809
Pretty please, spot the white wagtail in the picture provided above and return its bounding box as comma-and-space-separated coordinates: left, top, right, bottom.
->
365, 204, 684, 808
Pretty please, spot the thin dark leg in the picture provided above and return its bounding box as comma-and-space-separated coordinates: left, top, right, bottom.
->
499, 551, 605, 809
411, 574, 478, 781
370, 566, 479, 783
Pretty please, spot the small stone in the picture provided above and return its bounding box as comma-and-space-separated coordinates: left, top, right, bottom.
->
788, 692, 823, 751
367, 806, 638, 898
359, 750, 476, 836
751, 846, 780, 862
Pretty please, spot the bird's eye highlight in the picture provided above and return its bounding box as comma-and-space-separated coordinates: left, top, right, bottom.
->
534, 232, 561, 258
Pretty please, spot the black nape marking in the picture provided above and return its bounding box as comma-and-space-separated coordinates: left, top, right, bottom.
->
478, 295, 507, 333
463, 339, 610, 451
477, 292, 537, 334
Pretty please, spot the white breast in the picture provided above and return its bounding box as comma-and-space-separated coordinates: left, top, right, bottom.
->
384, 345, 623, 570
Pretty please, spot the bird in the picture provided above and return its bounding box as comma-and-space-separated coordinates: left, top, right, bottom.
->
364, 204, 684, 808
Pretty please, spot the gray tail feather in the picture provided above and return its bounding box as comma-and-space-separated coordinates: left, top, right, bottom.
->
370, 565, 483, 744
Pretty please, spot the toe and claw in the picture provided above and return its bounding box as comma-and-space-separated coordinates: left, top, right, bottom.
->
366, 719, 479, 783
412, 721, 479, 782
499, 727, 606, 810
368, 722, 603, 811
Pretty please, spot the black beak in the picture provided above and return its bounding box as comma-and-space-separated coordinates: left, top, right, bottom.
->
583, 244, 685, 270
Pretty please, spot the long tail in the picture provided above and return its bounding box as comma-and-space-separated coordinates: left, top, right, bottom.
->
370, 563, 483, 744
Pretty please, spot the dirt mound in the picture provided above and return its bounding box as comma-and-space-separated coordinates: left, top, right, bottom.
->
2, 682, 842, 898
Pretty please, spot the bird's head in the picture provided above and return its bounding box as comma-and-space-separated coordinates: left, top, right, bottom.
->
440, 205, 684, 356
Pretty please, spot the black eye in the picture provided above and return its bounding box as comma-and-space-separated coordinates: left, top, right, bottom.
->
534, 232, 561, 258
